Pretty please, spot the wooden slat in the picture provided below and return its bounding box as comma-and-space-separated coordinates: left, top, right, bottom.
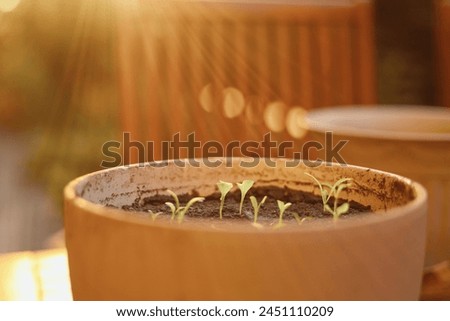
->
335, 22, 354, 105
317, 24, 333, 107
298, 25, 314, 109
277, 21, 293, 106
354, 1, 377, 104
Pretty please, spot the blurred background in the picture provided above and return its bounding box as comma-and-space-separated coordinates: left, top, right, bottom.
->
0, 0, 446, 253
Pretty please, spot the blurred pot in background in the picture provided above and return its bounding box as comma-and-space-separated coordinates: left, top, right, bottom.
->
304, 105, 450, 267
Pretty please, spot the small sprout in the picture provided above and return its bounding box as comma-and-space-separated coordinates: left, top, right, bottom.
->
274, 200, 292, 229
217, 181, 233, 220
166, 189, 180, 209
304, 173, 332, 212
305, 173, 353, 220
325, 181, 352, 220
148, 210, 162, 221
177, 197, 205, 223
165, 189, 181, 220
165, 189, 204, 223
250, 195, 267, 225
165, 202, 177, 220
292, 212, 303, 225
292, 213, 313, 225
237, 180, 254, 215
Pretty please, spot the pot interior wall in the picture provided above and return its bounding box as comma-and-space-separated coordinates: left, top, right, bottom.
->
75, 159, 416, 214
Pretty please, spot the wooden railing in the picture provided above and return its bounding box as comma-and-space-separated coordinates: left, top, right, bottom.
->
116, 0, 377, 162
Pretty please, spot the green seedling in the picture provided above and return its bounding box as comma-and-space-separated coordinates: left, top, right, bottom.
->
325, 182, 350, 220
165, 189, 204, 223
292, 212, 303, 225
148, 210, 162, 221
292, 213, 313, 225
217, 181, 233, 220
274, 200, 292, 229
176, 197, 205, 223
250, 195, 267, 228
237, 180, 254, 215
165, 189, 180, 220
304, 173, 331, 212
165, 202, 177, 219
305, 173, 352, 220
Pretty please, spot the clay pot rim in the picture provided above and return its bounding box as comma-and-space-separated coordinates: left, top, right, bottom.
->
64, 158, 427, 235
305, 105, 450, 142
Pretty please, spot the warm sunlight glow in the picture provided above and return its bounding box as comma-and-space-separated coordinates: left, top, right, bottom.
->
37, 249, 72, 300
0, 0, 21, 12
0, 250, 71, 300
0, 253, 39, 300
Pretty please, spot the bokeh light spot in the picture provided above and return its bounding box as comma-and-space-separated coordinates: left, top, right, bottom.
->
223, 87, 245, 118
263, 101, 287, 132
286, 106, 308, 139
199, 83, 215, 113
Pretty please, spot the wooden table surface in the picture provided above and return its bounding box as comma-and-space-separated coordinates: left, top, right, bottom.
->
0, 248, 448, 301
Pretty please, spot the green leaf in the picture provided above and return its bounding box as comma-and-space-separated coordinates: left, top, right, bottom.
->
321, 190, 329, 205
277, 200, 292, 225
148, 210, 162, 221
336, 202, 350, 217
324, 204, 334, 215
329, 178, 353, 196
260, 196, 267, 205
335, 177, 353, 187
217, 181, 233, 200
292, 212, 303, 225
335, 183, 350, 197
322, 182, 333, 189
178, 197, 205, 223
237, 180, 254, 195
217, 181, 232, 219
217, 181, 232, 220
277, 200, 292, 213
165, 202, 176, 220
250, 195, 267, 224
250, 196, 258, 211
166, 189, 180, 210
237, 180, 254, 215
306, 173, 330, 207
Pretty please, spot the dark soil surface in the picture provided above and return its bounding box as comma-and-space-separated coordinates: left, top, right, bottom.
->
120, 186, 372, 223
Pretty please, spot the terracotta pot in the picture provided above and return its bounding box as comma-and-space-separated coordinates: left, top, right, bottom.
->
64, 158, 426, 300
305, 105, 450, 267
